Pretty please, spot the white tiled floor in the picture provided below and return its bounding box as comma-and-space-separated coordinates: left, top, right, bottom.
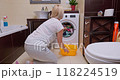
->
13, 48, 88, 64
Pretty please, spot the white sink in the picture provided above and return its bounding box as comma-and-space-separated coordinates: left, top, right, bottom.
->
0, 25, 28, 37
1, 25, 24, 32
34, 11, 49, 19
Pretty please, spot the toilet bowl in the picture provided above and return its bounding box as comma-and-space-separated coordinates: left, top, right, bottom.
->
85, 42, 120, 64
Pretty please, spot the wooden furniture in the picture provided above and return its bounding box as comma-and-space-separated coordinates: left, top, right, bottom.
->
85, 0, 115, 16
0, 29, 28, 63
27, 19, 47, 34
85, 0, 120, 26
84, 16, 115, 47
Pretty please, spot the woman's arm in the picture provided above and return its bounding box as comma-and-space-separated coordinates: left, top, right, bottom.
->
57, 29, 69, 53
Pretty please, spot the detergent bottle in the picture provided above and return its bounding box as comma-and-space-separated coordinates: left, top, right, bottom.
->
3, 16, 8, 27
0, 18, 3, 27
112, 21, 119, 42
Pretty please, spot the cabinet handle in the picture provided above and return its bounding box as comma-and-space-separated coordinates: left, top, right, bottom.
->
85, 21, 90, 25
84, 34, 88, 38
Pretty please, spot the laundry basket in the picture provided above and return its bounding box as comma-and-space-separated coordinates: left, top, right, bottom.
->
59, 44, 77, 56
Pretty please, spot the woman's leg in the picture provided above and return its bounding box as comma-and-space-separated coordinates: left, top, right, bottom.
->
25, 43, 58, 63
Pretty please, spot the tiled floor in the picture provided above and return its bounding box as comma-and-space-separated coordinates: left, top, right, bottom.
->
13, 48, 88, 64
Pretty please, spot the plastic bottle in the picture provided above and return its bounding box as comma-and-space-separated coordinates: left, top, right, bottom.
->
112, 21, 119, 42
41, 7, 44, 11
3, 16, 8, 27
45, 6, 48, 11
0, 18, 4, 27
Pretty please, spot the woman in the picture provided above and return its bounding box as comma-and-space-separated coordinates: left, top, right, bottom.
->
25, 5, 69, 64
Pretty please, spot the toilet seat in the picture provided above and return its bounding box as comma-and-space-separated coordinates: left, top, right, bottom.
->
85, 42, 120, 63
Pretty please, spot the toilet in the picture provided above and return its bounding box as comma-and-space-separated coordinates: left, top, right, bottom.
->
85, 42, 120, 64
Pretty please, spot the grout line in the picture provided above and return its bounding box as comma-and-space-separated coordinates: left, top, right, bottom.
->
69, 56, 71, 64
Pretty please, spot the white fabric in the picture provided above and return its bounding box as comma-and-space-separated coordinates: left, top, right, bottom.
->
24, 18, 63, 63
24, 41, 58, 63
25, 18, 64, 45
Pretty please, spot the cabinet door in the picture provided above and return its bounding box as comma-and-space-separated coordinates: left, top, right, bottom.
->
85, 0, 114, 16
33, 21, 45, 30
1, 30, 28, 63
0, 35, 13, 62
12, 30, 26, 50
27, 19, 47, 34
84, 18, 91, 47
90, 18, 114, 43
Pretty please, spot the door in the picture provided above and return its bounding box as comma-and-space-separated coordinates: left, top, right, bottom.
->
61, 20, 77, 44
0, 35, 13, 63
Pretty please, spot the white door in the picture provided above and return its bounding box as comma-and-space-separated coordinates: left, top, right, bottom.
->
61, 19, 77, 42
52, 19, 77, 49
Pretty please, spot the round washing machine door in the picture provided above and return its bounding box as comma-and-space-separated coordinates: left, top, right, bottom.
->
61, 19, 77, 41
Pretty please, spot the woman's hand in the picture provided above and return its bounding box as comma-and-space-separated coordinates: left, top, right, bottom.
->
57, 29, 69, 53
63, 47, 69, 53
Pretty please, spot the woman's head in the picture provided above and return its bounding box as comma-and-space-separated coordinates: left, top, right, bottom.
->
51, 5, 64, 20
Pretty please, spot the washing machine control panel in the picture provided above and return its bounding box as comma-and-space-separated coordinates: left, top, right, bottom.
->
70, 15, 76, 18
64, 15, 76, 18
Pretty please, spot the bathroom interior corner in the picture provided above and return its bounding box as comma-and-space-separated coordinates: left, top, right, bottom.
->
0, 0, 120, 64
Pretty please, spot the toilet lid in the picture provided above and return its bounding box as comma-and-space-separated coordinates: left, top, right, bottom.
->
86, 42, 120, 62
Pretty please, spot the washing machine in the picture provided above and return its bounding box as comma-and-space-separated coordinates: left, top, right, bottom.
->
53, 13, 79, 48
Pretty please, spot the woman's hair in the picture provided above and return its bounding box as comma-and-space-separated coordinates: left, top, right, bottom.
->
51, 5, 64, 20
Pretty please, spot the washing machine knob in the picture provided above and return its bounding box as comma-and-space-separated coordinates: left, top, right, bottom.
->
65, 15, 67, 18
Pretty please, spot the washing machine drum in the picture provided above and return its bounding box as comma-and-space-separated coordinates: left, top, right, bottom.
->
86, 42, 120, 63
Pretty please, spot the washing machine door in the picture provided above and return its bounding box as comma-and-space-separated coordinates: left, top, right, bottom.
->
61, 19, 77, 42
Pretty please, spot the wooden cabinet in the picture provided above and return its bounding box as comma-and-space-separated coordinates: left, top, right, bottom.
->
0, 35, 13, 62
85, 0, 115, 16
84, 16, 115, 47
12, 30, 26, 50
27, 19, 47, 34
0, 29, 28, 63
84, 18, 91, 47
85, 0, 120, 26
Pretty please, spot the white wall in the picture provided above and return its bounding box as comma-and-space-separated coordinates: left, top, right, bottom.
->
0, 0, 85, 50
0, 0, 71, 25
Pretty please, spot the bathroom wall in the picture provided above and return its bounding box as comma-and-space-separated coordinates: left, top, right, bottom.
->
0, 0, 71, 25
0, 0, 11, 19
0, 0, 85, 49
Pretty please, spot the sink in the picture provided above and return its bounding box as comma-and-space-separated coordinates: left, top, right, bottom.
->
1, 25, 25, 32
0, 25, 28, 38
34, 11, 49, 19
